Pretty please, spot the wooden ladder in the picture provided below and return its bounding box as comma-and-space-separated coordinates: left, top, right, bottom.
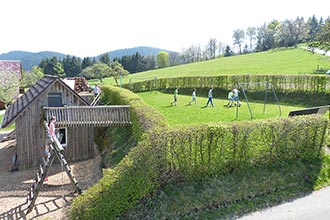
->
26, 123, 82, 214
90, 93, 101, 106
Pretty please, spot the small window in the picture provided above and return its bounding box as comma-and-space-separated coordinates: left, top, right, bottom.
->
48, 92, 63, 107
57, 128, 67, 147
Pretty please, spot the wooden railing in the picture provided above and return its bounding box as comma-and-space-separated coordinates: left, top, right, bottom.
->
44, 105, 131, 127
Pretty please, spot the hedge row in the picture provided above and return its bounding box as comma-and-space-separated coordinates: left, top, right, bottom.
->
69, 86, 169, 219
124, 74, 330, 93
123, 75, 330, 105
70, 86, 329, 219
153, 116, 328, 181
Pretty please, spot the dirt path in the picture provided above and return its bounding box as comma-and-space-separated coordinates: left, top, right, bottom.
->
0, 132, 102, 220
237, 186, 330, 220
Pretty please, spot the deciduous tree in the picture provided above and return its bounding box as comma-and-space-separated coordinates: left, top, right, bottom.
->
157, 51, 169, 68
246, 27, 257, 51
232, 29, 245, 54
0, 70, 21, 105
308, 18, 330, 53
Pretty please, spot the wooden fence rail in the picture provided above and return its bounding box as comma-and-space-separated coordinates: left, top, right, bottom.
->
44, 106, 131, 127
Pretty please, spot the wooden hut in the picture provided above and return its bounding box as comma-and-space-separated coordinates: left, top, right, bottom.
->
1, 75, 131, 169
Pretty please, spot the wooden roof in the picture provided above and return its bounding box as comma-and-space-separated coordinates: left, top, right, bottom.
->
1, 75, 89, 128
44, 106, 131, 127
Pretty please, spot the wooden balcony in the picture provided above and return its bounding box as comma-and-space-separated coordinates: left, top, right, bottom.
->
44, 105, 131, 127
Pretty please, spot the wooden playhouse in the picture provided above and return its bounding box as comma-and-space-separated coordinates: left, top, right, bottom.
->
1, 75, 130, 169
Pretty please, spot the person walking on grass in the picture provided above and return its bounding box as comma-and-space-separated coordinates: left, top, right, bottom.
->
171, 87, 178, 106
205, 87, 214, 107
189, 89, 197, 105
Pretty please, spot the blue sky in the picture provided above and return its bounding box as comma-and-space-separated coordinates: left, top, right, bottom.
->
1, 0, 329, 57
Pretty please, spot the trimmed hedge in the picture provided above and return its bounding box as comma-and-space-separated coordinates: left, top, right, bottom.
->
153, 116, 328, 181
69, 86, 169, 219
124, 75, 330, 105
70, 85, 329, 220
124, 75, 330, 93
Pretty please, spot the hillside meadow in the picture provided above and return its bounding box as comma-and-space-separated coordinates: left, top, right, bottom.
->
99, 47, 330, 85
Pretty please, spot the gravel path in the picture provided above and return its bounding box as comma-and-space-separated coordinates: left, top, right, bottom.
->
0, 133, 102, 220
237, 186, 330, 220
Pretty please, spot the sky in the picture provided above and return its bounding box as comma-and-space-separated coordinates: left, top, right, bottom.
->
1, 0, 329, 58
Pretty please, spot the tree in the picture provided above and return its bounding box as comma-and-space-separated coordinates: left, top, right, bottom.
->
308, 17, 330, 53
218, 41, 226, 57
275, 17, 308, 48
242, 44, 249, 54
0, 69, 21, 105
157, 51, 169, 68
232, 29, 245, 54
81, 57, 94, 70
99, 53, 110, 64
108, 61, 129, 84
224, 45, 233, 57
22, 67, 44, 88
62, 55, 82, 77
307, 15, 320, 42
143, 55, 157, 70
181, 45, 202, 63
79, 62, 111, 83
206, 38, 218, 59
39, 56, 64, 77
246, 27, 257, 51
255, 23, 276, 52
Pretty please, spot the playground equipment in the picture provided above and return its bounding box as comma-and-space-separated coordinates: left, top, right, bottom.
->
236, 82, 282, 119
26, 122, 82, 214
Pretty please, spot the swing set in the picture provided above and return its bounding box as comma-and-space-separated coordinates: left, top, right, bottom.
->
235, 82, 282, 120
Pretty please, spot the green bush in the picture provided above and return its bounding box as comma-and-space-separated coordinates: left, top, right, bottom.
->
70, 86, 169, 220
154, 115, 328, 181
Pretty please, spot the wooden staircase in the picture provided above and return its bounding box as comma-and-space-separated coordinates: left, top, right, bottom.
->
26, 123, 82, 214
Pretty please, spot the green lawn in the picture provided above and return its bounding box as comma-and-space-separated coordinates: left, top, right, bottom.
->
102, 47, 330, 85
137, 91, 300, 126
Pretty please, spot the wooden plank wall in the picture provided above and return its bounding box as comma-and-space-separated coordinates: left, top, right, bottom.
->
15, 81, 96, 169
65, 126, 95, 162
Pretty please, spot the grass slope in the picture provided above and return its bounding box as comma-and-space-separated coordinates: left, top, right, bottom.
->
102, 47, 330, 85
122, 155, 330, 219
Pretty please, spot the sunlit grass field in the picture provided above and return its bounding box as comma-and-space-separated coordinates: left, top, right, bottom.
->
137, 91, 301, 126
101, 47, 330, 85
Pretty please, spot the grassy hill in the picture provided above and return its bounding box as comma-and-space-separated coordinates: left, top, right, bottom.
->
102, 47, 330, 85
